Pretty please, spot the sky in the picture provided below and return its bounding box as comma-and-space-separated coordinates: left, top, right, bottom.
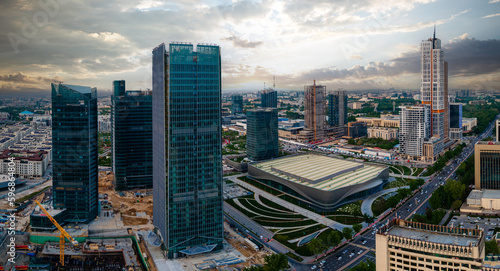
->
0, 0, 499, 97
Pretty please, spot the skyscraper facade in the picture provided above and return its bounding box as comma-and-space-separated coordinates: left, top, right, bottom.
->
51, 83, 98, 223
475, 142, 500, 190
246, 108, 279, 161
421, 30, 446, 139
111, 80, 153, 190
444, 61, 449, 139
399, 105, 431, 157
327, 90, 347, 127
152, 42, 223, 258
232, 94, 243, 114
304, 81, 326, 141
496, 119, 500, 142
449, 103, 462, 141
261, 89, 277, 108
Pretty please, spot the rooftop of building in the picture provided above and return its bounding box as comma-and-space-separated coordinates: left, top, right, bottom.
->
0, 149, 48, 161
380, 219, 482, 247
476, 141, 500, 145
31, 205, 66, 217
251, 154, 386, 191
387, 226, 479, 247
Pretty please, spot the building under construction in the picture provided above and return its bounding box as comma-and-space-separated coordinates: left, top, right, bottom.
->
304, 81, 326, 141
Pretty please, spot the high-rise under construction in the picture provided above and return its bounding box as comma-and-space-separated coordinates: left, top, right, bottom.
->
304, 81, 326, 141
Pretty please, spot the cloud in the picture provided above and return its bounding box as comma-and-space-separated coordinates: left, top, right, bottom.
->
489, 0, 500, 3
483, 13, 500, 18
0, 72, 60, 84
223, 34, 263, 48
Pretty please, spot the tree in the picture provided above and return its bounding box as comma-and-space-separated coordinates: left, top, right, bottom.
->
342, 227, 354, 240
263, 253, 289, 271
451, 200, 463, 210
485, 240, 500, 255
328, 230, 343, 247
307, 238, 327, 260
353, 224, 363, 233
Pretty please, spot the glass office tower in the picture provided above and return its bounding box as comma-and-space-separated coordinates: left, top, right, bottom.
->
232, 94, 243, 114
51, 83, 98, 223
261, 89, 277, 108
247, 108, 279, 161
152, 43, 223, 258
327, 90, 347, 127
111, 80, 153, 190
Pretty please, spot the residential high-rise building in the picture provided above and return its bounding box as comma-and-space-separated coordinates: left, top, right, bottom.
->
261, 89, 277, 108
449, 103, 463, 141
152, 42, 223, 258
444, 61, 449, 139
421, 29, 446, 139
399, 105, 431, 158
246, 108, 279, 161
51, 83, 98, 223
232, 94, 243, 114
475, 142, 500, 190
304, 81, 326, 141
376, 219, 485, 271
327, 90, 347, 127
111, 80, 153, 190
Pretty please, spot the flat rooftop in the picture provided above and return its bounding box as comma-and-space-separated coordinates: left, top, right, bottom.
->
252, 154, 386, 191
388, 226, 479, 247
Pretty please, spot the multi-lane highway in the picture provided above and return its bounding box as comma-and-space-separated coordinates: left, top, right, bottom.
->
313, 114, 499, 271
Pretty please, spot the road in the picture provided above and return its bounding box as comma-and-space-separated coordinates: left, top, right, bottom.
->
317, 114, 499, 271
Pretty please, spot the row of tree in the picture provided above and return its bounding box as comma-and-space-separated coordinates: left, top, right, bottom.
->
423, 143, 466, 176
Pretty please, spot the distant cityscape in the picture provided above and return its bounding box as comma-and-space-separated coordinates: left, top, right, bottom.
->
0, 6, 499, 271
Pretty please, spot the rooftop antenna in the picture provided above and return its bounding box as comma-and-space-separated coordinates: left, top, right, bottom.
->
273, 76, 275, 89
433, 24, 436, 41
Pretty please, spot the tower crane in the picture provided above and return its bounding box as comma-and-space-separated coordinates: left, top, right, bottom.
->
34, 200, 78, 266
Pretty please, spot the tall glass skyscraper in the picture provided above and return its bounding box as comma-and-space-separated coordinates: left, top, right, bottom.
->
111, 80, 153, 190
152, 42, 223, 259
327, 90, 347, 127
232, 94, 243, 114
247, 108, 279, 161
51, 83, 98, 223
261, 89, 277, 108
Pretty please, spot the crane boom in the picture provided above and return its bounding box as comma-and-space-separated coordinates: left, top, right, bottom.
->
34, 200, 78, 245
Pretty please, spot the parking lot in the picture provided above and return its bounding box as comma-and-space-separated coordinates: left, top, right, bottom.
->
448, 214, 500, 241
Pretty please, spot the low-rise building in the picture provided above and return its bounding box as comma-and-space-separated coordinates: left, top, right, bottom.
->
0, 149, 49, 178
367, 127, 399, 140
462, 118, 478, 132
345, 121, 367, 138
376, 219, 485, 271
356, 114, 400, 128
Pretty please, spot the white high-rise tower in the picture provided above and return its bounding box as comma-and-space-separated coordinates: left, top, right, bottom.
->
420, 27, 446, 139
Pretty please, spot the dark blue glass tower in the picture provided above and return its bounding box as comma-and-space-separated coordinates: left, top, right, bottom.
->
327, 90, 348, 127
247, 108, 279, 161
232, 94, 243, 114
152, 43, 223, 258
261, 89, 277, 108
111, 80, 153, 190
51, 83, 98, 223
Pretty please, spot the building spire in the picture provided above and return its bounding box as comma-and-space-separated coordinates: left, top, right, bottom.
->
433, 24, 436, 41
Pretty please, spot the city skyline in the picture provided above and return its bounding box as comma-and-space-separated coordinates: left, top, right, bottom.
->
0, 0, 499, 97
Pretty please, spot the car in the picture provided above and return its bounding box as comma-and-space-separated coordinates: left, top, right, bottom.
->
349, 253, 355, 257
320, 260, 326, 265
362, 240, 367, 244
337, 256, 342, 260
343, 249, 348, 254
311, 265, 317, 270
358, 250, 363, 254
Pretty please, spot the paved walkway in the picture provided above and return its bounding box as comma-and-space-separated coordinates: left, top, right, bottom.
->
389, 173, 425, 180
223, 202, 274, 240
227, 175, 350, 231
360, 187, 407, 217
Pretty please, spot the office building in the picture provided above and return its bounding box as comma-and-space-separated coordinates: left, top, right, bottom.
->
399, 105, 430, 158
475, 142, 500, 190
152, 42, 223, 258
421, 29, 446, 139
327, 90, 347, 127
444, 61, 449, 139
304, 81, 326, 141
496, 119, 499, 142
261, 89, 277, 108
367, 127, 398, 140
232, 94, 243, 114
111, 80, 153, 191
449, 103, 463, 141
462, 118, 478, 132
51, 83, 98, 223
376, 219, 485, 271
356, 115, 400, 128
246, 108, 279, 161
345, 121, 367, 138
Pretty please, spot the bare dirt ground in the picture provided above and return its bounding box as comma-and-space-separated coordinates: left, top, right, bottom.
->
98, 171, 153, 226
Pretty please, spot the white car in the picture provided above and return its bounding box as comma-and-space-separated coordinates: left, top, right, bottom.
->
311, 265, 317, 270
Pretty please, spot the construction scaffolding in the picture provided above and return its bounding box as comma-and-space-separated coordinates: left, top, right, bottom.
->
304, 80, 326, 141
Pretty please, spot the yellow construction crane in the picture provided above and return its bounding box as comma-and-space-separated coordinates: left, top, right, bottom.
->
34, 200, 78, 266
